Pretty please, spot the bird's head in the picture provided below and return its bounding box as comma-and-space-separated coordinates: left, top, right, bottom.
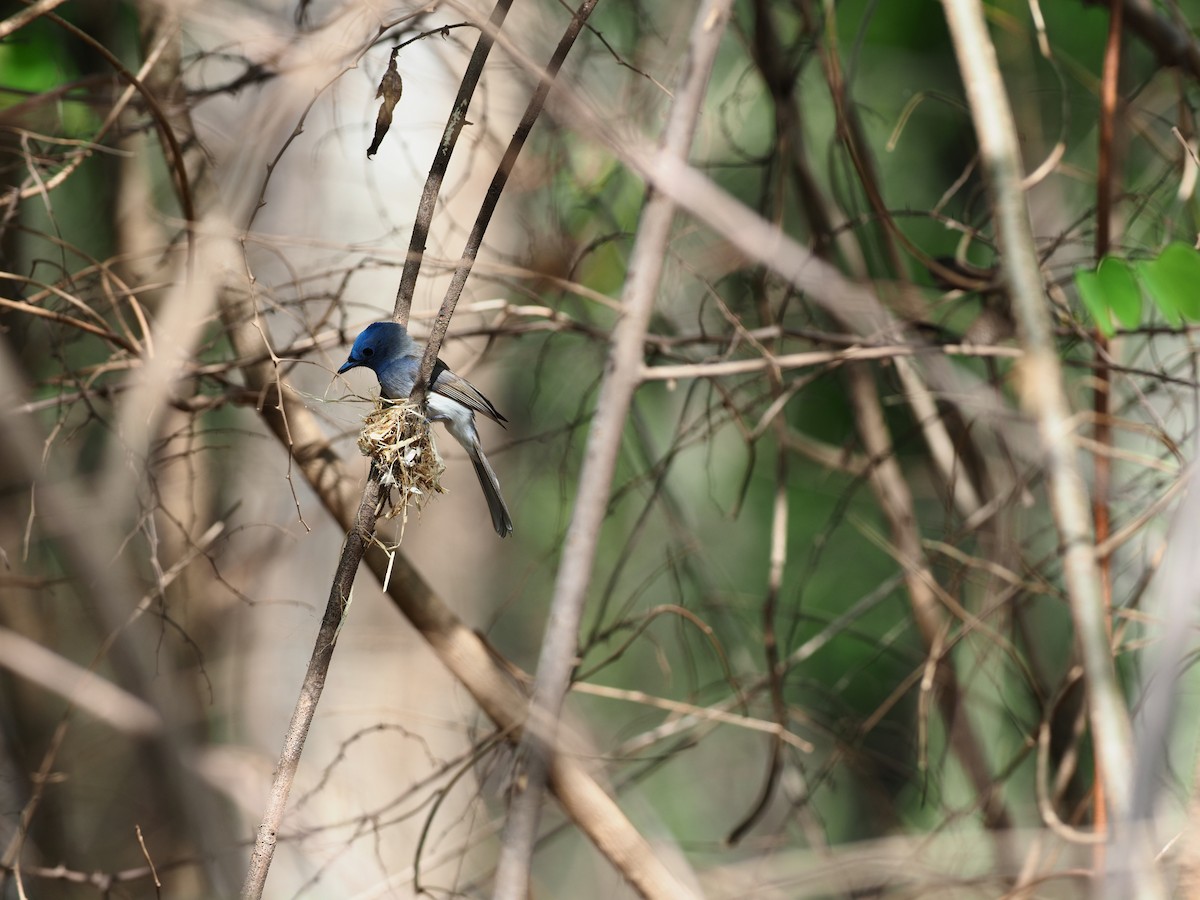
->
338, 321, 408, 374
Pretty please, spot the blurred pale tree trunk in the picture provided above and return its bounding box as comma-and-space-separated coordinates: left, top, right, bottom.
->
3, 1, 1200, 898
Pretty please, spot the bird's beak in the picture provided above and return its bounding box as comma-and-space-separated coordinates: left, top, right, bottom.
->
337, 356, 360, 375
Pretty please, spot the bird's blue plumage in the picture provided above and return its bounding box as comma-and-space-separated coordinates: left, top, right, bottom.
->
339, 321, 513, 537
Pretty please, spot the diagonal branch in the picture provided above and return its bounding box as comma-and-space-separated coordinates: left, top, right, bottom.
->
843, 362, 1011, 833
491, 1, 734, 896
224, 5, 696, 889
393, 0, 516, 325
1080, 0, 1200, 81
220, 274, 694, 897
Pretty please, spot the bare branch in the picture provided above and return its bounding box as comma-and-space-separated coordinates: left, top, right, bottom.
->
492, 1, 734, 895
239, 477, 381, 900
940, 0, 1142, 883
412, 0, 601, 402
393, 0, 516, 324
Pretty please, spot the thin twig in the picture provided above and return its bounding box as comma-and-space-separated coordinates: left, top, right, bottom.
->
571, 682, 813, 752
640, 342, 1021, 381
43, 12, 195, 241
1090, 0, 1123, 858
725, 402, 790, 845
0, 0, 70, 39
134, 825, 162, 897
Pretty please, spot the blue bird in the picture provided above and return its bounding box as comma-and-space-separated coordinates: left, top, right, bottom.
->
339, 321, 513, 537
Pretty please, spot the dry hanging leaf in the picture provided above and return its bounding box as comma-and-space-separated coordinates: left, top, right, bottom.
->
367, 48, 403, 158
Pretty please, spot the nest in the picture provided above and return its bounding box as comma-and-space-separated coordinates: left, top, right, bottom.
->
357, 397, 445, 523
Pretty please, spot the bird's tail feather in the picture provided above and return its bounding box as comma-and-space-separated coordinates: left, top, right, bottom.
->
469, 447, 513, 537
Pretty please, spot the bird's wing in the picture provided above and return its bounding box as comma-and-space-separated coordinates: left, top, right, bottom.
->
431, 358, 508, 425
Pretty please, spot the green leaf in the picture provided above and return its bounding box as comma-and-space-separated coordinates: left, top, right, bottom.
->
1139, 242, 1200, 322
1075, 269, 1115, 336
1134, 261, 1182, 327
1096, 257, 1142, 329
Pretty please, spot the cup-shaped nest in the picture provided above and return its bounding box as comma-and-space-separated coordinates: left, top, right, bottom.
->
357, 397, 445, 521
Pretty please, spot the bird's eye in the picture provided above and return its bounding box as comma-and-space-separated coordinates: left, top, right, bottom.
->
362, 347, 374, 358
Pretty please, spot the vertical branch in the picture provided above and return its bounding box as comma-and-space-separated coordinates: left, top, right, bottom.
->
392, 0, 515, 325
842, 363, 1009, 832
725, 438, 790, 844
239, 5, 518, 892
1095, 0, 1123, 260
491, 2, 734, 896
1091, 0, 1123, 850
233, 3, 685, 894
239, 478, 381, 900
939, 0, 1142, 881
224, 239, 389, 897
412, 0, 600, 399
799, 0, 985, 520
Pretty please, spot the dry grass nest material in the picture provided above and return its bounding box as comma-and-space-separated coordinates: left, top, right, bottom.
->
357, 397, 445, 521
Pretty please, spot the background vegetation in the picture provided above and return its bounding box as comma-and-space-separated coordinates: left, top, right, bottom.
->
2, 0, 1200, 896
